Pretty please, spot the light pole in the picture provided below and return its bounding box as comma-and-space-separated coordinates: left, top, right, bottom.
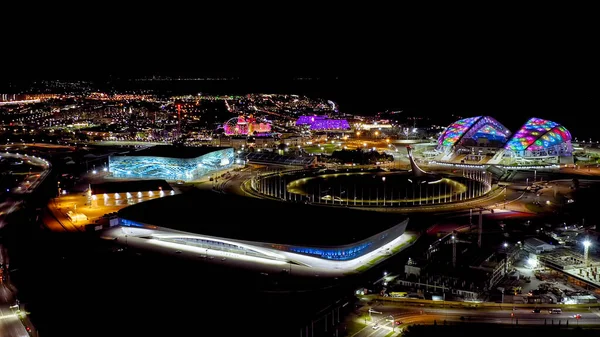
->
469, 208, 472, 227
382, 176, 386, 206
368, 308, 382, 324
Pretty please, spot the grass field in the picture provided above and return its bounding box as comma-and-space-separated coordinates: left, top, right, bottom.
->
391, 236, 417, 253
346, 317, 368, 335
303, 143, 340, 154
355, 255, 387, 273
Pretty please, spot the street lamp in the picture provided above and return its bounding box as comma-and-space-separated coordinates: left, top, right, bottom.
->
382, 176, 386, 206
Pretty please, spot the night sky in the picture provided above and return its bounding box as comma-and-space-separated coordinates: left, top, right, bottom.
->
3, 20, 596, 137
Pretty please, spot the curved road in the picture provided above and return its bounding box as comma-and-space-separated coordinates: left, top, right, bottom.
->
352, 303, 600, 337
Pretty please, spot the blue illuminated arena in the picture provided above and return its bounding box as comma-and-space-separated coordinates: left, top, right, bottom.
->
109, 145, 234, 182
112, 192, 413, 276
278, 220, 406, 261
118, 215, 408, 262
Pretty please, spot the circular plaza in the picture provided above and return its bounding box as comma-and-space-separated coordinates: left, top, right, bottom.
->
249, 167, 493, 209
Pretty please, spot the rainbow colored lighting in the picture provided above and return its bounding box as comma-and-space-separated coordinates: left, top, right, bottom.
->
524, 125, 571, 151
438, 116, 481, 146
504, 118, 570, 152
475, 125, 501, 136
465, 116, 511, 142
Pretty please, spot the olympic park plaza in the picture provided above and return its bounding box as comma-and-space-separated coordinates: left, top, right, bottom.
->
102, 115, 572, 277
104, 144, 414, 277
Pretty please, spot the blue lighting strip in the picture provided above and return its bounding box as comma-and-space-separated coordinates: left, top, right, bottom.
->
120, 218, 146, 227
109, 148, 235, 181
289, 242, 373, 261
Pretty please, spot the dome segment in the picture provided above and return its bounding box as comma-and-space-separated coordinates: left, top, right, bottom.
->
437, 116, 481, 147
460, 116, 511, 144
504, 117, 559, 152
526, 125, 571, 151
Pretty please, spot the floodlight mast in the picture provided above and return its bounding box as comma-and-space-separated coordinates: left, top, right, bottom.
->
583, 240, 592, 267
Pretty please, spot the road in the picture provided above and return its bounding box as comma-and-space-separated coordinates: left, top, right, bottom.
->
0, 244, 36, 337
1, 152, 51, 194
0, 305, 29, 337
0, 200, 23, 230
351, 303, 600, 337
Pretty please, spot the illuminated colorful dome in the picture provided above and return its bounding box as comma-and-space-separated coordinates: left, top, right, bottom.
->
504, 117, 572, 155
437, 116, 511, 148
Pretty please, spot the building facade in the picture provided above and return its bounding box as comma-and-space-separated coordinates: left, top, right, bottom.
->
109, 146, 234, 182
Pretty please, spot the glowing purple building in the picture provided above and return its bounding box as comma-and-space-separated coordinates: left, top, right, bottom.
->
296, 115, 350, 131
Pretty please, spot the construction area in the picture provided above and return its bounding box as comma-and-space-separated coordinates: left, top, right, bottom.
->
373, 204, 600, 305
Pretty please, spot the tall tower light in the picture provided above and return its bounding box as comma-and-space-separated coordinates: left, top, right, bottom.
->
478, 209, 483, 248
176, 103, 182, 137
583, 239, 592, 267
452, 232, 457, 268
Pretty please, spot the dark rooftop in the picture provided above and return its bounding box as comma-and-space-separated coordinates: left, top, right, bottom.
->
117, 145, 230, 159
118, 189, 408, 246
91, 180, 173, 195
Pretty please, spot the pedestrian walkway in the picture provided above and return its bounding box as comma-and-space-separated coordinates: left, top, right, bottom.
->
46, 198, 86, 232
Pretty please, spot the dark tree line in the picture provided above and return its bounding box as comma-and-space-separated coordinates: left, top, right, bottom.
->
330, 149, 393, 165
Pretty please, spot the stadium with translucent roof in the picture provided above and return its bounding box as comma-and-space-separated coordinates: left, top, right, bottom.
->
109, 145, 235, 182
436, 116, 572, 164
436, 116, 512, 159
503, 117, 572, 158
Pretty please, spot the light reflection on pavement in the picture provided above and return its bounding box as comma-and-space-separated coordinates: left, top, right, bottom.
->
0, 244, 36, 337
